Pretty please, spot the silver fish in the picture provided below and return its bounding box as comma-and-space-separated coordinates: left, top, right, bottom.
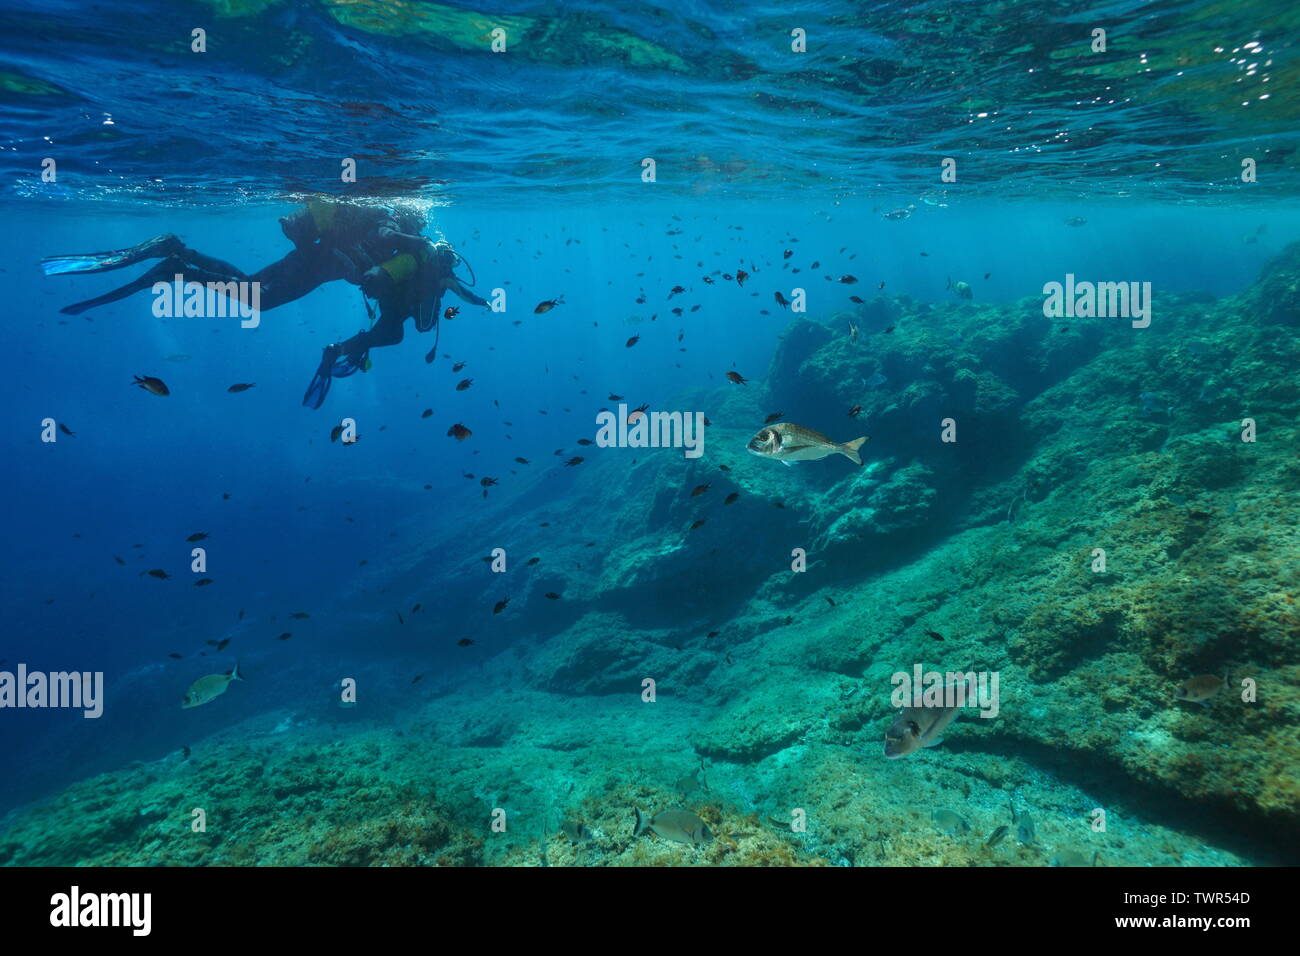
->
181, 664, 243, 709
747, 422, 868, 466
883, 677, 970, 759
932, 809, 971, 835
633, 808, 713, 845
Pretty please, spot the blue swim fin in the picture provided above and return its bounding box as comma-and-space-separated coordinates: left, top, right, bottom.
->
41, 234, 183, 276
301, 369, 332, 410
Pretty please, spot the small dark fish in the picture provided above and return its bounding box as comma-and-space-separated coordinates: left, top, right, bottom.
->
410, 674, 424, 683
925, 630, 944, 641
457, 638, 474, 647
452, 361, 467, 372
411, 604, 422, 613
515, 457, 530, 465
194, 578, 214, 587
883, 326, 895, 334
783, 249, 793, 260
878, 281, 885, 290
290, 612, 310, 620
222, 493, 232, 499
577, 438, 593, 446
545, 592, 561, 600
330, 425, 344, 443
534, 295, 564, 314
186, 532, 209, 542
725, 371, 748, 385
58, 423, 76, 437
838, 275, 858, 284
448, 423, 472, 440
146, 569, 170, 579
444, 306, 460, 319
397, 612, 404, 625
626, 335, 640, 348
763, 411, 784, 425
114, 555, 126, 565
480, 477, 498, 487
985, 825, 1010, 848
774, 291, 789, 308
669, 285, 685, 296
493, 598, 509, 614
984, 272, 991, 279
849, 295, 864, 304
168, 653, 183, 660
691, 484, 711, 497
724, 493, 738, 505
422, 408, 433, 419
456, 379, 473, 391
847, 404, 863, 418
564, 456, 584, 466
735, 269, 748, 286
227, 383, 255, 393
277, 632, 292, 640
132, 375, 169, 396
690, 519, 706, 530
825, 597, 837, 607
718, 464, 730, 472
181, 746, 191, 758
526, 557, 540, 566
608, 393, 624, 401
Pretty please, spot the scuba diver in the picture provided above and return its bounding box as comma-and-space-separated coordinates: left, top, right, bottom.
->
41, 197, 432, 316
301, 238, 488, 410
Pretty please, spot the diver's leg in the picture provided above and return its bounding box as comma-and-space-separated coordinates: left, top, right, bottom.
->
252, 246, 348, 311
339, 315, 405, 356
41, 234, 186, 276
302, 317, 403, 410
57, 255, 242, 315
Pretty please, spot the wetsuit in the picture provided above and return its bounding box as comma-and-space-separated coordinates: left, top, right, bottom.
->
45, 199, 429, 316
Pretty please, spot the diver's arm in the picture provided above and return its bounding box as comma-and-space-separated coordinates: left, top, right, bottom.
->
446, 275, 488, 307
375, 223, 429, 255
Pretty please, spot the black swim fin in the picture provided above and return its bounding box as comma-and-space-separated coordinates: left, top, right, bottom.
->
41, 234, 184, 276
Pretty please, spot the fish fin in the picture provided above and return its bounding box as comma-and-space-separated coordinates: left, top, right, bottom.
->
633, 808, 649, 838
840, 436, 869, 465
923, 736, 944, 749
230, 661, 243, 681
781, 460, 793, 467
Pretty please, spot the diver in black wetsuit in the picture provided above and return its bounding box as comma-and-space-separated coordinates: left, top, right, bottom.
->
42, 197, 431, 316
302, 239, 489, 409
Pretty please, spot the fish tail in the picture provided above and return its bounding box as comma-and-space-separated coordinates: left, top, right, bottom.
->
633, 808, 650, 838
230, 661, 243, 681
840, 436, 869, 465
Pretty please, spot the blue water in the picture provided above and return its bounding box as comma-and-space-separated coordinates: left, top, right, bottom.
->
0, 0, 1297, 864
